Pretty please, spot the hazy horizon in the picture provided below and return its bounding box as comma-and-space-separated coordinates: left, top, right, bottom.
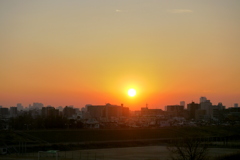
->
1, 0, 240, 110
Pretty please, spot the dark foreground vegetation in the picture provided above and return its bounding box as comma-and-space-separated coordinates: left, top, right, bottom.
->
1, 126, 240, 143
1, 126, 240, 153
214, 151, 240, 160
167, 137, 210, 160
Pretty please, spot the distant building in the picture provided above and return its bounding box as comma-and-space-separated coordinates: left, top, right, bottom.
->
63, 106, 76, 118
16, 103, 24, 111
199, 97, 225, 120
42, 106, 59, 117
86, 103, 129, 120
122, 106, 130, 117
164, 106, 167, 111
187, 102, 200, 120
214, 103, 225, 110
227, 107, 240, 113
86, 105, 105, 119
0, 108, 9, 118
74, 108, 80, 113
29, 103, 44, 110
166, 105, 184, 112
195, 110, 207, 120
132, 110, 141, 116
212, 103, 225, 120
57, 106, 63, 111
141, 107, 164, 116
10, 107, 18, 117
234, 103, 238, 108
200, 99, 212, 119
166, 105, 184, 117
81, 107, 87, 112
200, 97, 207, 103
28, 109, 41, 118
105, 103, 122, 118
180, 101, 185, 108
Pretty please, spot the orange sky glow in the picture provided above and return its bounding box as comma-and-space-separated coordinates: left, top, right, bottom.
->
1, 0, 240, 110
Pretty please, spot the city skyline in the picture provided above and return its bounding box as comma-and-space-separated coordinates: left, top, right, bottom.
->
1, 0, 240, 110
0, 96, 238, 110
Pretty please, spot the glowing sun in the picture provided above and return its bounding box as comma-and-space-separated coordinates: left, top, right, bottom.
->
128, 88, 136, 97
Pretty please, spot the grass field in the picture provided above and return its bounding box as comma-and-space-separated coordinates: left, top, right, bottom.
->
1, 146, 239, 160
23, 126, 240, 143
1, 126, 240, 153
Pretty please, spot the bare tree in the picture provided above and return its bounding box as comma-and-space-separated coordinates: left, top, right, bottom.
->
167, 137, 209, 160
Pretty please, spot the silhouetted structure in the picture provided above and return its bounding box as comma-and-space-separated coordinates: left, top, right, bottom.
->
0, 108, 9, 118
200, 99, 212, 120
63, 106, 76, 118
122, 104, 130, 117
29, 103, 43, 110
228, 107, 240, 113
86, 103, 129, 120
42, 106, 59, 117
195, 109, 207, 120
187, 102, 200, 120
166, 105, 184, 117
212, 103, 225, 120
16, 103, 24, 111
9, 107, 17, 117
141, 107, 164, 116
86, 105, 105, 119
200, 97, 207, 103
166, 105, 184, 112
180, 101, 185, 108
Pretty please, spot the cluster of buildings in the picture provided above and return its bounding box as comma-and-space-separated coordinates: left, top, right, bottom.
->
0, 97, 240, 129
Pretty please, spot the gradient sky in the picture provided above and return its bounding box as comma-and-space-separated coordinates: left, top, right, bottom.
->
1, 0, 240, 109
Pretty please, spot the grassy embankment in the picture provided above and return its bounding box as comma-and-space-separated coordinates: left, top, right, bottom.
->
26, 126, 240, 143
1, 126, 240, 151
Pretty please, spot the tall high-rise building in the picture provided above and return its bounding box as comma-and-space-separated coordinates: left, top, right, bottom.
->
200, 99, 212, 119
57, 106, 63, 111
164, 106, 167, 111
180, 101, 185, 108
212, 103, 225, 120
29, 103, 44, 110
187, 102, 200, 120
17, 103, 24, 111
234, 103, 238, 108
32, 103, 44, 109
200, 97, 207, 103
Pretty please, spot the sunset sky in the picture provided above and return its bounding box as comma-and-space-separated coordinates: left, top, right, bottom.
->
1, 0, 240, 110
